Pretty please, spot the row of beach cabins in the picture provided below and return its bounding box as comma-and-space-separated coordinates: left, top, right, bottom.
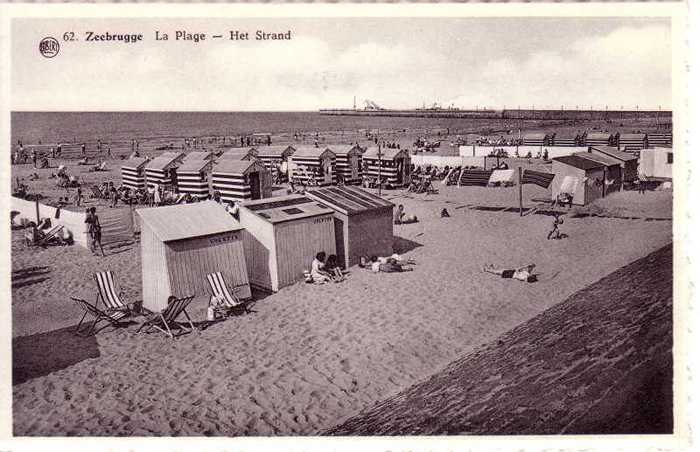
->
520, 131, 672, 150
121, 144, 412, 204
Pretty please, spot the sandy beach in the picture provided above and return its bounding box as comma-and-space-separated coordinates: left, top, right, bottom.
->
11, 154, 672, 435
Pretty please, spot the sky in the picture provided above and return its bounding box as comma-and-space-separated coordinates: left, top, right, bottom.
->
11, 17, 672, 111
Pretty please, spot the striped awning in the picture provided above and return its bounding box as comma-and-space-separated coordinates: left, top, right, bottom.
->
459, 169, 493, 186
521, 169, 555, 188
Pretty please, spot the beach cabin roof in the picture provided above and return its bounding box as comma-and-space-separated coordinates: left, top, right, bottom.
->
589, 146, 638, 162
177, 158, 212, 173
573, 152, 621, 168
305, 186, 394, 216
586, 132, 614, 140
292, 146, 336, 159
552, 155, 606, 171
326, 144, 363, 157
137, 200, 242, 243
255, 145, 295, 158
218, 148, 253, 161
183, 151, 214, 161
363, 146, 408, 160
522, 132, 549, 140
618, 133, 648, 140
242, 194, 333, 224
213, 159, 266, 176
122, 157, 149, 170
145, 152, 185, 171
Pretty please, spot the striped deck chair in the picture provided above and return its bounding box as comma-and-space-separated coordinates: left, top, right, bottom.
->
94, 271, 135, 314
26, 225, 64, 247
72, 297, 129, 337
206, 272, 251, 316
136, 295, 196, 339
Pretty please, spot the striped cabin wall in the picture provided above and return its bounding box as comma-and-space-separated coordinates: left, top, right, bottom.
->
291, 156, 337, 186
647, 133, 672, 147
121, 166, 145, 189
211, 172, 252, 202
363, 158, 406, 185
145, 168, 175, 189
176, 171, 210, 198
335, 153, 362, 184
617, 136, 648, 151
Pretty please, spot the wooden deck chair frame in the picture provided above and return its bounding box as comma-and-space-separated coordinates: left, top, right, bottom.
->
72, 296, 129, 337
206, 272, 251, 317
94, 270, 134, 314
136, 295, 196, 339
27, 224, 64, 247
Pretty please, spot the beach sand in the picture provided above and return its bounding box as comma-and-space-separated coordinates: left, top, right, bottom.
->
11, 157, 673, 436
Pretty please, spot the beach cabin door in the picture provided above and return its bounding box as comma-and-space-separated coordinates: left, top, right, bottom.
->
322, 158, 333, 185
249, 171, 262, 200
396, 158, 407, 185
349, 154, 360, 180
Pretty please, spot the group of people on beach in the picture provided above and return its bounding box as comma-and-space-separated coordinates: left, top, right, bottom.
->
307, 251, 417, 284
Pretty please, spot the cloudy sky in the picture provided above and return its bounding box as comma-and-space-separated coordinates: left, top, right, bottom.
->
12, 17, 672, 111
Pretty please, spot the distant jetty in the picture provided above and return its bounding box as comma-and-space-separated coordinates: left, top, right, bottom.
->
319, 108, 672, 121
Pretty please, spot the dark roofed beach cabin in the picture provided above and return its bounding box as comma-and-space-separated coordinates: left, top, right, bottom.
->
211, 159, 272, 204
239, 195, 336, 292
290, 146, 337, 187
176, 158, 213, 199
327, 145, 363, 185
306, 186, 394, 269
573, 152, 622, 194
552, 155, 617, 206
362, 147, 411, 188
137, 201, 251, 312
589, 146, 639, 183
121, 157, 149, 190
145, 151, 185, 190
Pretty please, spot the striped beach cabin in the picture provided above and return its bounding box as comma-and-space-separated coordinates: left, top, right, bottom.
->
617, 133, 648, 151
585, 132, 615, 147
217, 147, 257, 162
120, 157, 149, 190
145, 151, 185, 190
326, 145, 363, 185
183, 150, 215, 162
137, 201, 251, 312
553, 131, 583, 147
522, 133, 552, 146
647, 132, 673, 147
306, 186, 394, 269
290, 146, 337, 186
362, 147, 411, 188
176, 158, 213, 199
256, 145, 295, 171
238, 195, 336, 292
211, 159, 272, 203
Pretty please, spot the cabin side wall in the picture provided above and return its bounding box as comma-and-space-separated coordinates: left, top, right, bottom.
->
165, 231, 252, 301
274, 215, 336, 290
239, 209, 277, 291
346, 207, 394, 267
140, 224, 172, 312
551, 162, 588, 206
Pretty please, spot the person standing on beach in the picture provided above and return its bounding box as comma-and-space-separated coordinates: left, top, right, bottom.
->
85, 207, 105, 257
75, 186, 83, 207
31, 149, 37, 168
107, 146, 112, 159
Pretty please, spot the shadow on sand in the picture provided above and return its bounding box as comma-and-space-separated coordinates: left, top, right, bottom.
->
392, 236, 423, 255
13, 325, 101, 385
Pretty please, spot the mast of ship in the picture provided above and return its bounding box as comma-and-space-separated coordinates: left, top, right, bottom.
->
353, 96, 356, 110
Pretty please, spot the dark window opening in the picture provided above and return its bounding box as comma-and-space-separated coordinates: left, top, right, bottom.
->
282, 207, 304, 215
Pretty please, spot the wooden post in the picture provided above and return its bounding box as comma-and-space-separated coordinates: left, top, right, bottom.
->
35, 198, 40, 224
518, 167, 523, 216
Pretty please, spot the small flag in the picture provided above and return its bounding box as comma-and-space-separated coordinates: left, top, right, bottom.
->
521, 169, 555, 188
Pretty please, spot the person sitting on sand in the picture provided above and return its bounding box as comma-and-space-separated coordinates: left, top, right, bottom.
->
324, 254, 345, 281
394, 204, 405, 225
483, 263, 537, 283
441, 208, 450, 218
310, 252, 332, 283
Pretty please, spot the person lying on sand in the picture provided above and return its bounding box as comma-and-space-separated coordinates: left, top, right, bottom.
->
483, 264, 537, 283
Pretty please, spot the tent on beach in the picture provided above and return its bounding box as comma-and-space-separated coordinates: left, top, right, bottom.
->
305, 185, 394, 269
120, 157, 149, 190
238, 195, 336, 292
145, 152, 185, 190
137, 201, 251, 312
211, 159, 272, 204
176, 158, 213, 199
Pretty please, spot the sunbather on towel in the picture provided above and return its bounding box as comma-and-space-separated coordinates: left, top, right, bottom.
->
483, 264, 537, 283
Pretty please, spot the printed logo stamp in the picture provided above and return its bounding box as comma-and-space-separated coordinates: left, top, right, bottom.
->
39, 37, 60, 58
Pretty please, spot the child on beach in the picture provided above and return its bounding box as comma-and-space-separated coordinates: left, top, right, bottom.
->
483, 263, 537, 283
547, 214, 564, 240
325, 254, 345, 281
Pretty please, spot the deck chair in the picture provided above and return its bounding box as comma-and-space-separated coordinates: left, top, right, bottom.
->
206, 272, 251, 317
94, 271, 135, 314
72, 297, 129, 337
26, 224, 64, 247
136, 295, 196, 339
89, 185, 103, 199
